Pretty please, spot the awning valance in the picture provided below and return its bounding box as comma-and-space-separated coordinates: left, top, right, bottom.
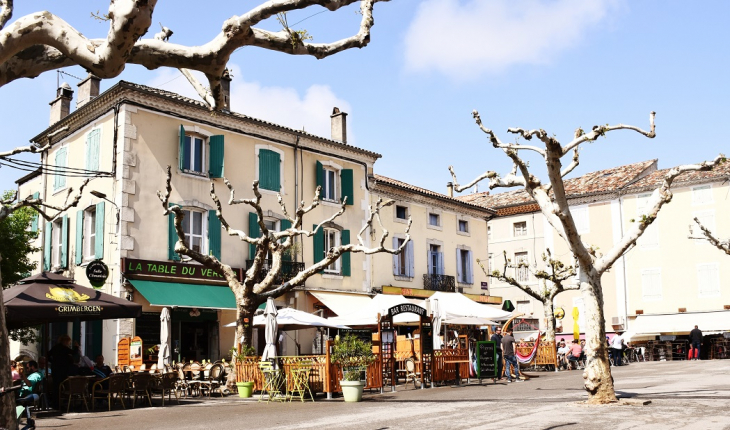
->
630, 311, 730, 335
129, 279, 236, 310
309, 291, 372, 317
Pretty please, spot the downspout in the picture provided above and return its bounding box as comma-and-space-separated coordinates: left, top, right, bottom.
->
618, 191, 630, 331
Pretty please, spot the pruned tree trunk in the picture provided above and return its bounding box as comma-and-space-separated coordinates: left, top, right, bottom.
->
581, 275, 615, 403
543, 297, 556, 343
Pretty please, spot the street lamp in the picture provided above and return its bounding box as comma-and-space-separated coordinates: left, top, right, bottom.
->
90, 190, 120, 226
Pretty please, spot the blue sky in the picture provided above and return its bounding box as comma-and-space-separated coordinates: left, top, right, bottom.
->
1, 0, 728, 197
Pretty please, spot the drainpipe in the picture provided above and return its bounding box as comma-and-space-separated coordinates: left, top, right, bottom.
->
618, 191, 630, 332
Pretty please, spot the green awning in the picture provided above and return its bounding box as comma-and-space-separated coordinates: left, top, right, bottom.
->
129, 279, 236, 310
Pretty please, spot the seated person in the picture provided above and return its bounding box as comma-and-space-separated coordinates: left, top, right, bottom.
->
93, 355, 113, 379
567, 340, 583, 369
557, 341, 570, 369
17, 361, 42, 411
11, 361, 20, 381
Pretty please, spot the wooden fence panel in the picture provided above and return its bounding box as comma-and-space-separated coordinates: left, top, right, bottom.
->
432, 349, 469, 383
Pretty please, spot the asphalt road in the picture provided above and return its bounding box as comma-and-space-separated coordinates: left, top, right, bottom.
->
36, 359, 730, 430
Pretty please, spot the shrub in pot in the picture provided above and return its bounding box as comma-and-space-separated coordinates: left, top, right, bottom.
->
331, 334, 376, 402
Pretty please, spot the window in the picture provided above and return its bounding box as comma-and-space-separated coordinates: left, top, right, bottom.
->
487, 226, 492, 241
458, 220, 469, 233
86, 128, 101, 172
694, 210, 715, 246
264, 219, 280, 233
52, 218, 63, 268
636, 194, 659, 248
83, 207, 96, 260
323, 167, 338, 201
324, 228, 341, 274
641, 268, 662, 301
514, 252, 529, 282
182, 210, 207, 254
396, 206, 408, 220
53, 147, 67, 191
697, 263, 720, 298
396, 238, 407, 276
428, 244, 443, 275
513, 221, 527, 237
516, 300, 531, 315
392, 237, 414, 278
428, 213, 440, 227
571, 206, 590, 234
316, 161, 353, 205
258, 148, 281, 191
456, 248, 473, 284
692, 185, 713, 206
182, 135, 205, 174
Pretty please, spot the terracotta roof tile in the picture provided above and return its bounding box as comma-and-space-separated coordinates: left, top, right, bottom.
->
372, 174, 494, 213
624, 159, 730, 192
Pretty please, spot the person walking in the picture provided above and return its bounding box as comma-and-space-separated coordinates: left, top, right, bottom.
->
501, 329, 522, 382
491, 327, 504, 382
610, 333, 624, 366
688, 325, 703, 360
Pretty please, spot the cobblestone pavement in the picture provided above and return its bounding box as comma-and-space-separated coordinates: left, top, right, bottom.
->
35, 359, 730, 430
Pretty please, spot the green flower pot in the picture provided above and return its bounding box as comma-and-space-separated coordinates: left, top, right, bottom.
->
237, 381, 254, 398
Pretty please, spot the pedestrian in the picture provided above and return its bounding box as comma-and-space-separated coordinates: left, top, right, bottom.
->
48, 334, 77, 407
501, 329, 523, 382
491, 327, 504, 382
688, 325, 702, 360
610, 333, 624, 366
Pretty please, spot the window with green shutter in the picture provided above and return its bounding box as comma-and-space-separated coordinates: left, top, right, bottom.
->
44, 222, 52, 271
54, 147, 67, 191
248, 212, 260, 259
316, 161, 325, 198
95, 201, 105, 259
168, 204, 181, 261
60, 215, 68, 268
208, 210, 221, 260
86, 128, 101, 172
209, 135, 224, 178
312, 225, 325, 268
341, 229, 351, 276
258, 149, 281, 191
75, 210, 84, 265
30, 192, 40, 232
340, 169, 353, 205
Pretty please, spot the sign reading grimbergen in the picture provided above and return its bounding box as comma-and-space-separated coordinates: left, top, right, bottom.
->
86, 259, 109, 288
387, 303, 427, 318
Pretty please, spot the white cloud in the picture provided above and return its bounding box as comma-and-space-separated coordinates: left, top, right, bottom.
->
403, 0, 621, 79
145, 64, 352, 141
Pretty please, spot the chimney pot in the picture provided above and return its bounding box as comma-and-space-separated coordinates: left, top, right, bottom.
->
50, 82, 74, 125
330, 107, 348, 144
447, 182, 454, 197
221, 69, 232, 111
76, 73, 101, 108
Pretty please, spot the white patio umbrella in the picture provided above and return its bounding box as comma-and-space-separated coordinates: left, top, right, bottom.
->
225, 307, 350, 330
432, 298, 443, 351
158, 307, 171, 369
261, 297, 278, 362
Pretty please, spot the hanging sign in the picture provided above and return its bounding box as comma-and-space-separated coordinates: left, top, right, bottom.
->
86, 259, 109, 288
388, 303, 427, 318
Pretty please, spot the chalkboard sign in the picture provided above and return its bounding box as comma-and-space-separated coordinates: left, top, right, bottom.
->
476, 341, 497, 379
339, 329, 373, 345
422, 322, 433, 355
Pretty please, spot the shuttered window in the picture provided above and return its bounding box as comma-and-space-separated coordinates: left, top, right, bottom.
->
259, 149, 281, 191
30, 192, 40, 232
340, 169, 353, 206
641, 269, 662, 301
209, 135, 224, 178
208, 210, 221, 260
456, 249, 473, 284
636, 194, 659, 248
393, 238, 414, 278
168, 204, 181, 261
86, 128, 101, 172
249, 212, 260, 259
697, 263, 720, 298
341, 230, 351, 277
54, 147, 67, 191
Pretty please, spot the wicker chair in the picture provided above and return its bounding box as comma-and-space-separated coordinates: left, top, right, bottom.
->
151, 372, 180, 406
200, 364, 226, 398
92, 373, 127, 411
128, 372, 154, 407
58, 376, 90, 413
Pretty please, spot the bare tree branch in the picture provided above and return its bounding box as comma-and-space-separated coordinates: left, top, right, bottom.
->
691, 216, 730, 256
0, 0, 12, 31
562, 111, 656, 157
0, 178, 90, 223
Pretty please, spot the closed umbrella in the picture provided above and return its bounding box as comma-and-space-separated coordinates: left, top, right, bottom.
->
261, 297, 278, 363
158, 307, 171, 369
432, 298, 443, 351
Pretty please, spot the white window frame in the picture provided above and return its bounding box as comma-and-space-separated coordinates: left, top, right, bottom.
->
182, 134, 208, 176
513, 221, 528, 237
182, 209, 208, 256
571, 205, 590, 234
322, 166, 340, 202
641, 268, 663, 302
514, 251, 529, 283
52, 218, 63, 268
693, 210, 715, 247
697, 263, 720, 298
83, 206, 96, 261
636, 193, 659, 249
691, 184, 713, 206
324, 228, 341, 274
255, 144, 286, 196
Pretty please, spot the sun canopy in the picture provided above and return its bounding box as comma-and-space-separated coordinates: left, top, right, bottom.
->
328, 294, 426, 326
225, 307, 350, 331
4, 272, 142, 329
442, 316, 498, 326
309, 291, 372, 317
430, 291, 511, 321
631, 311, 730, 335
129, 279, 236, 310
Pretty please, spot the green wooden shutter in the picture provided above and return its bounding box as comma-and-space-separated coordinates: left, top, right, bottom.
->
168, 203, 181, 261
178, 125, 187, 171
248, 212, 260, 259
75, 210, 84, 265
341, 230, 351, 277
209, 135, 225, 178
95, 201, 105, 259
313, 225, 324, 268
31, 192, 39, 232
341, 169, 354, 206
280, 219, 292, 262
54, 148, 67, 191
86, 129, 100, 171
208, 210, 221, 260
316, 161, 324, 199
61, 215, 68, 268
44, 222, 52, 271
259, 149, 281, 191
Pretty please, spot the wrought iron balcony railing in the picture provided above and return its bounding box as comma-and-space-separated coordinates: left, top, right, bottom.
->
244, 260, 305, 285
422, 274, 456, 292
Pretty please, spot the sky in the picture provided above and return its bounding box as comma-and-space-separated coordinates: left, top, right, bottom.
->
1, 0, 729, 198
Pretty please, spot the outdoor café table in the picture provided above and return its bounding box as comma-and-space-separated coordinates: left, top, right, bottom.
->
288, 363, 314, 402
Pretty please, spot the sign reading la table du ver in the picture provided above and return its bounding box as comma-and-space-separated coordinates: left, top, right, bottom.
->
122, 258, 243, 283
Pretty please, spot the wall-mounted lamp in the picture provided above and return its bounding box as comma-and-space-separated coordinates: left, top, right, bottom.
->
90, 190, 120, 226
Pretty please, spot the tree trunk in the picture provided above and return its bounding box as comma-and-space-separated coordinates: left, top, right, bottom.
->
543, 297, 556, 343
0, 254, 19, 430
236, 297, 257, 351
581, 275, 617, 404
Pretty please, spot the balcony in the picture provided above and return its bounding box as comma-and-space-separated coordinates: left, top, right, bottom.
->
422, 274, 456, 292
245, 260, 305, 285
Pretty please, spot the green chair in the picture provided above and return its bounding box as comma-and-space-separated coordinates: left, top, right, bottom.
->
258, 361, 286, 403
288, 362, 314, 402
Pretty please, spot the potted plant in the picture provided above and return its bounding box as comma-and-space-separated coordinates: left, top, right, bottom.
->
234, 345, 256, 398
331, 334, 376, 402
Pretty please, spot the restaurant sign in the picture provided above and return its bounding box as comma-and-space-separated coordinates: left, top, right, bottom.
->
388, 303, 427, 318
86, 259, 109, 288
46, 287, 103, 316
123, 258, 244, 283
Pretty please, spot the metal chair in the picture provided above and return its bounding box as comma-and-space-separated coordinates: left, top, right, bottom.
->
92, 374, 127, 411
258, 361, 286, 403
288, 362, 314, 402
58, 376, 90, 413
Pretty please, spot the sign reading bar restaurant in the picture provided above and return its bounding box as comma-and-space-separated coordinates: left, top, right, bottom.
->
122, 258, 244, 283
388, 303, 427, 318
86, 259, 109, 288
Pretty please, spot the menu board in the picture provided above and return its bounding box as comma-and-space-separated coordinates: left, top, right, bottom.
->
476, 341, 497, 379
422, 322, 433, 355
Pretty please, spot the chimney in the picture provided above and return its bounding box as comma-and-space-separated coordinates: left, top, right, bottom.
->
330, 107, 347, 144
447, 182, 454, 197
76, 73, 101, 108
221, 69, 232, 111
49, 82, 74, 125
